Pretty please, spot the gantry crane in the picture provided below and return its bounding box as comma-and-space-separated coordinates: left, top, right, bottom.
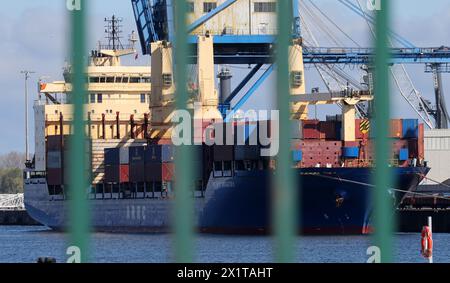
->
131, 0, 450, 130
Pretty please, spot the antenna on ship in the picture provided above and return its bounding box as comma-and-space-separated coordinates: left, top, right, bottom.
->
104, 15, 124, 50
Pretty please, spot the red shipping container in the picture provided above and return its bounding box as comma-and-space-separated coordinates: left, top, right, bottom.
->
302, 120, 321, 139
389, 119, 403, 138
162, 163, 175, 182
319, 121, 337, 140
120, 164, 129, 183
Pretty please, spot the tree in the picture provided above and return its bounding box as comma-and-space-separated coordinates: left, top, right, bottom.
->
0, 168, 23, 194
0, 152, 25, 170
0, 152, 25, 194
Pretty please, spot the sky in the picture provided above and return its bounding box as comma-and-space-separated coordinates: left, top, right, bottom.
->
1, 0, 450, 154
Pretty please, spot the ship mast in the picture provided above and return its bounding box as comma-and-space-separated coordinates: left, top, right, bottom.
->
90, 15, 138, 67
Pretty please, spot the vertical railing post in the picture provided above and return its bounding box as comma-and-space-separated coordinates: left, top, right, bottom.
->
173, 0, 194, 263
373, 0, 393, 263
274, 0, 297, 263
69, 0, 90, 263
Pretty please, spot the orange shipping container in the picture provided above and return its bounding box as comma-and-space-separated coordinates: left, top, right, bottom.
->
389, 119, 403, 138
418, 123, 424, 159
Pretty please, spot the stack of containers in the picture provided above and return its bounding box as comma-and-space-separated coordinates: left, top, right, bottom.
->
319, 121, 341, 140
104, 147, 130, 183
302, 120, 321, 139
120, 147, 129, 183
129, 146, 144, 182
104, 148, 119, 183
46, 135, 65, 186
402, 119, 421, 161
145, 144, 175, 182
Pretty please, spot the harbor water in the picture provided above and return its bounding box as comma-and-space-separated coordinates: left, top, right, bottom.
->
1, 226, 449, 263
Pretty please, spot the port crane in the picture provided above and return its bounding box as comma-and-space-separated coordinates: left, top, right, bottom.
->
131, 0, 450, 130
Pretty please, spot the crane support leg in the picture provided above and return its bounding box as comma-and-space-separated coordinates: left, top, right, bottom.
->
290, 40, 308, 120
432, 64, 449, 129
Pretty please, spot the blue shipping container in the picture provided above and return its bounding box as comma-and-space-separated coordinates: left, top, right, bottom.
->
129, 146, 146, 164
402, 119, 419, 139
293, 150, 302, 162
104, 148, 120, 165
342, 147, 359, 158
145, 145, 175, 163
399, 148, 409, 161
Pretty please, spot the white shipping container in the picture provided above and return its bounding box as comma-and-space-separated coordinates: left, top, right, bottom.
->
423, 129, 450, 184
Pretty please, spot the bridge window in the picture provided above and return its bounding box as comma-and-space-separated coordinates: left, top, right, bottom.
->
203, 2, 217, 13
130, 77, 140, 83
97, 94, 103, 103
106, 77, 115, 83
90, 77, 100, 83
254, 2, 276, 13
140, 94, 146, 103
188, 2, 195, 13
90, 94, 96, 104
115, 77, 122, 83
123, 77, 129, 83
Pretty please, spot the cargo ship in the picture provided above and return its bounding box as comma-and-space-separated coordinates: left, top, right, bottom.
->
24, 19, 429, 235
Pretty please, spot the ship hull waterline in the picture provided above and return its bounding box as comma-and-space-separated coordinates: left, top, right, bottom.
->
24, 167, 429, 235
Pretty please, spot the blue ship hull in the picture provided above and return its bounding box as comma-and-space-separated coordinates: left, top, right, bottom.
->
199, 166, 429, 235
24, 166, 429, 235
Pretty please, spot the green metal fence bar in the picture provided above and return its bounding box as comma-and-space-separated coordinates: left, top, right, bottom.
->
173, 0, 194, 263
274, 0, 297, 263
373, 0, 394, 263
68, 0, 90, 263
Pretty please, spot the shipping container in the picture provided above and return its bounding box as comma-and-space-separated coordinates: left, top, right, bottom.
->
47, 168, 63, 186
120, 164, 130, 183
302, 120, 321, 139
145, 144, 175, 163
293, 150, 303, 162
129, 164, 145, 183
213, 145, 234, 161
399, 148, 409, 161
129, 146, 145, 164
46, 135, 66, 151
104, 148, 120, 166
120, 147, 129, 165
46, 151, 62, 169
418, 123, 424, 159
402, 119, 419, 139
389, 119, 403, 138
162, 163, 175, 182
408, 139, 419, 158
145, 163, 162, 182
104, 165, 119, 183
342, 147, 359, 158
319, 121, 338, 140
